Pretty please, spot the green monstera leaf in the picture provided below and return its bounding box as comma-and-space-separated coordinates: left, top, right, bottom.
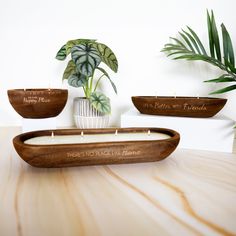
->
55, 39, 97, 60
89, 92, 111, 114
66, 39, 96, 56
92, 43, 118, 72
71, 43, 101, 77
96, 67, 117, 94
62, 60, 76, 80
68, 74, 88, 88
56, 44, 67, 60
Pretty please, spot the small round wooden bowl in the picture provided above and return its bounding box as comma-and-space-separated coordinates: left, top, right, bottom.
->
8, 89, 68, 119
132, 96, 227, 118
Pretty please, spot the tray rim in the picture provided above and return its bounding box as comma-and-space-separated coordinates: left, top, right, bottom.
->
14, 127, 180, 148
131, 96, 227, 101
8, 88, 68, 92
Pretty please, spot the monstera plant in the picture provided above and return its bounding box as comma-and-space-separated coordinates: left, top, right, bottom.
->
162, 10, 236, 95
56, 39, 118, 128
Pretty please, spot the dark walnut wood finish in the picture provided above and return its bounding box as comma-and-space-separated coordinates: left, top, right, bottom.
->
132, 96, 227, 118
7, 89, 68, 118
13, 127, 180, 168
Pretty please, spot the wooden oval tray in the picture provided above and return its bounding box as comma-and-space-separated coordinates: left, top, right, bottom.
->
132, 96, 227, 118
13, 128, 180, 168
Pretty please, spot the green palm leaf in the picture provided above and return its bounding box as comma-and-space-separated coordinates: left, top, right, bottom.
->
162, 9, 236, 94
162, 46, 186, 52
71, 43, 101, 77
89, 92, 111, 114
210, 10, 221, 61
210, 84, 236, 94
221, 24, 235, 67
204, 74, 236, 83
179, 32, 195, 52
170, 37, 186, 48
92, 43, 118, 72
182, 29, 201, 54
187, 26, 207, 55
207, 10, 215, 58
225, 59, 236, 73
167, 51, 192, 57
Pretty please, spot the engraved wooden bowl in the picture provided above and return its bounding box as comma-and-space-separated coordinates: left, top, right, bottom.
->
7, 89, 68, 118
132, 96, 227, 118
13, 127, 180, 168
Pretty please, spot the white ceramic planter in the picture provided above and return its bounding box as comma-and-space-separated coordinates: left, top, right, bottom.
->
73, 97, 109, 128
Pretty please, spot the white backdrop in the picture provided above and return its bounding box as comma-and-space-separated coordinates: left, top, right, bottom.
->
0, 0, 235, 126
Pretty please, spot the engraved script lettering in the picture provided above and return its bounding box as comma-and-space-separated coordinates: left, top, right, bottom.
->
67, 150, 141, 158
23, 96, 51, 104
144, 102, 178, 110
26, 90, 62, 96
143, 102, 207, 111
183, 103, 207, 111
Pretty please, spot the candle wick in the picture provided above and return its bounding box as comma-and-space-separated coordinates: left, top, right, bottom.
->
48, 81, 51, 91
148, 130, 151, 136
115, 129, 118, 136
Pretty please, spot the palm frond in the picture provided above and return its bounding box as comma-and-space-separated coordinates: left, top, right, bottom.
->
207, 10, 215, 58
210, 84, 236, 94
204, 74, 236, 83
187, 26, 207, 55
162, 10, 236, 94
221, 23, 235, 67
182, 29, 202, 54
170, 37, 186, 48
210, 10, 222, 61
179, 31, 195, 52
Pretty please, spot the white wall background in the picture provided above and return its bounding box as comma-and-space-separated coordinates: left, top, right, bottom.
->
0, 0, 236, 127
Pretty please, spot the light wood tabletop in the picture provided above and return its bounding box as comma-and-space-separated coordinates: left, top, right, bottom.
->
1, 127, 236, 236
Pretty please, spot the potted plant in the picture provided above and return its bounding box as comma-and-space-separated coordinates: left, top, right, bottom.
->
162, 10, 236, 95
56, 39, 118, 128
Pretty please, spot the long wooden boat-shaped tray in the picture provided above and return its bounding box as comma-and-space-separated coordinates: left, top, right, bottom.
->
13, 127, 180, 168
132, 96, 227, 118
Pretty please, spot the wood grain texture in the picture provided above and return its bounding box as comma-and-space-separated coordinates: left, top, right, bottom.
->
13, 128, 180, 168
0, 127, 236, 236
132, 96, 227, 118
7, 89, 68, 118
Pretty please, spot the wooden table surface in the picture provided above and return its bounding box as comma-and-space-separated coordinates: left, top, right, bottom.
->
1, 127, 236, 236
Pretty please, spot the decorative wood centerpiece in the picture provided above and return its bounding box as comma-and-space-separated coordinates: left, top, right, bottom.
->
13, 127, 180, 168
7, 89, 68, 119
132, 96, 227, 118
